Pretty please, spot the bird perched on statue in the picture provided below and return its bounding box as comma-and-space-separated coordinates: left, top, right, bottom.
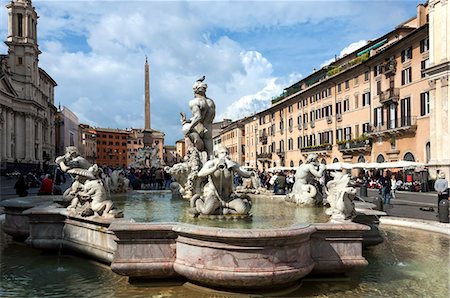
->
197, 75, 205, 82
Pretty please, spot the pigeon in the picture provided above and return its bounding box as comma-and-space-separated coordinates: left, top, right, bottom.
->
197, 75, 205, 82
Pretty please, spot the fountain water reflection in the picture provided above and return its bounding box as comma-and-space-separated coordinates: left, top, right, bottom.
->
112, 191, 330, 229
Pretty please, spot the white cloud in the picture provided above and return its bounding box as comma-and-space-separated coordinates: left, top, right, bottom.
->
11, 0, 417, 145
321, 40, 367, 68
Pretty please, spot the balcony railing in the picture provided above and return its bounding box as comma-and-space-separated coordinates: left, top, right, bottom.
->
379, 87, 399, 104
326, 116, 332, 124
338, 139, 372, 151
300, 143, 332, 153
257, 153, 272, 159
368, 116, 417, 135
336, 114, 342, 121
310, 121, 315, 128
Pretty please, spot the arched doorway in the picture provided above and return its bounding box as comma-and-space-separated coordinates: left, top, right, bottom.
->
403, 152, 415, 161
333, 158, 339, 163
376, 154, 385, 163
358, 155, 366, 163
290, 160, 294, 167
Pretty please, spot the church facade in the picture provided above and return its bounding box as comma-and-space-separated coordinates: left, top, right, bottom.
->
0, 0, 57, 174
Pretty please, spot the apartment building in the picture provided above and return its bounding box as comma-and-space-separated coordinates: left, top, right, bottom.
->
127, 128, 144, 166
78, 124, 97, 165
226, 2, 448, 178
95, 128, 129, 168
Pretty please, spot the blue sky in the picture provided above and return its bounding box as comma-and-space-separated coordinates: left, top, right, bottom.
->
0, 0, 420, 145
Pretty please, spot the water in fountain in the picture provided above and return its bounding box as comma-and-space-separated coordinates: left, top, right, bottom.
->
1, 222, 448, 297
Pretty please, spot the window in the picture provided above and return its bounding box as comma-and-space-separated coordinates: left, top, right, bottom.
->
344, 98, 350, 112
374, 64, 382, 76
401, 67, 412, 85
17, 14, 23, 37
297, 115, 302, 126
362, 92, 371, 106
297, 136, 302, 149
336, 128, 343, 142
364, 71, 369, 81
420, 92, 430, 116
310, 110, 315, 122
288, 138, 293, 150
354, 76, 359, 85
337, 83, 342, 92
421, 59, 429, 78
401, 47, 413, 62
400, 97, 411, 126
420, 38, 429, 53
345, 80, 349, 89
362, 122, 370, 134
315, 109, 321, 119
17, 57, 23, 65
374, 107, 384, 127
288, 105, 293, 113
344, 127, 352, 140
354, 94, 359, 109
376, 81, 381, 95
335, 102, 342, 115
288, 118, 293, 130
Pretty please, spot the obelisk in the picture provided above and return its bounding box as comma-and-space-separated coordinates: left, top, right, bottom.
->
143, 56, 153, 146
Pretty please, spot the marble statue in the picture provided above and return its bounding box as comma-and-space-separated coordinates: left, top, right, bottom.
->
236, 171, 266, 194
129, 146, 161, 169
180, 77, 216, 161
286, 153, 326, 205
55, 147, 121, 218
189, 145, 252, 216
325, 172, 357, 220
104, 169, 130, 194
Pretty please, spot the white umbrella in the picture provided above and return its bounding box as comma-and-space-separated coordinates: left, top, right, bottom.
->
326, 162, 353, 170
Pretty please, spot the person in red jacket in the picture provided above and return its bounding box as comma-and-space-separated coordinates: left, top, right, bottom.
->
38, 174, 53, 195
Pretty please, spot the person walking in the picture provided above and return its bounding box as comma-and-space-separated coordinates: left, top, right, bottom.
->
379, 171, 392, 205
390, 174, 397, 200
434, 172, 449, 209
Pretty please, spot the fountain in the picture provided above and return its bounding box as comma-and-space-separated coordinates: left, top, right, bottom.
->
0, 78, 418, 292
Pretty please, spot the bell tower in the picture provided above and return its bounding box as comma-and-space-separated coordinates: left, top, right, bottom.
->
5, 0, 41, 99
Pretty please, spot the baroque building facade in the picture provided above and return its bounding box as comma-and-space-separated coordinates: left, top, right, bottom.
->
0, 0, 57, 173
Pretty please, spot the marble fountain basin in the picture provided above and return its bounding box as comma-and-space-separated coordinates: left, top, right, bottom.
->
1, 195, 369, 289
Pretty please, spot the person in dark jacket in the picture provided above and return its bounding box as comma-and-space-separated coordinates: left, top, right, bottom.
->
14, 175, 28, 197
379, 171, 392, 205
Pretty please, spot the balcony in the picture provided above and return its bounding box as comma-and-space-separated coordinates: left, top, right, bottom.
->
300, 143, 332, 153
338, 138, 372, 153
310, 121, 315, 128
259, 135, 268, 145
257, 153, 272, 160
326, 116, 332, 124
276, 149, 285, 157
303, 122, 308, 130
379, 88, 399, 104
288, 126, 293, 133
368, 116, 417, 137
336, 114, 342, 122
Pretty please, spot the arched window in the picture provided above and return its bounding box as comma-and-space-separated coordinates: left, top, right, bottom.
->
425, 142, 431, 162
333, 158, 339, 163
321, 159, 327, 165
376, 154, 385, 163
290, 160, 294, 167
358, 155, 366, 163
298, 160, 303, 166
404, 152, 415, 162
273, 162, 277, 167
